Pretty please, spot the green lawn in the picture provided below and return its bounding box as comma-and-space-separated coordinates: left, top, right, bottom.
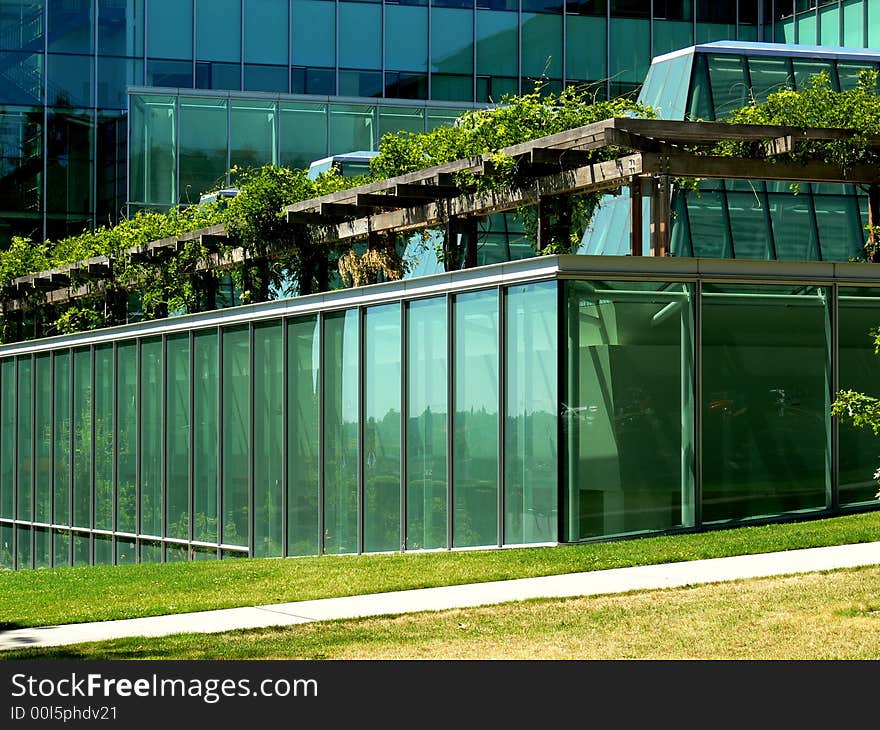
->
6, 565, 880, 660
0, 510, 879, 630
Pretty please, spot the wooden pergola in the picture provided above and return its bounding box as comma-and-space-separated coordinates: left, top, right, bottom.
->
4, 117, 880, 314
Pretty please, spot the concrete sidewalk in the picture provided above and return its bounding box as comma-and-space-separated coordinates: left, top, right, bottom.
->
3, 540, 880, 652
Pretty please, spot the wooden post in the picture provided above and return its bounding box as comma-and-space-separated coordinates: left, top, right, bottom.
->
650, 174, 670, 257
537, 198, 551, 253
630, 177, 642, 256
443, 217, 461, 271
463, 217, 478, 269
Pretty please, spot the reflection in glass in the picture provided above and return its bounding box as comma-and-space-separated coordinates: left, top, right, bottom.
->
324, 310, 359, 554
194, 329, 219, 543
141, 338, 163, 537
94, 345, 113, 530
563, 281, 695, 541
364, 305, 401, 553
167, 334, 190, 540
454, 289, 498, 547
702, 284, 829, 522
254, 321, 283, 557
288, 317, 320, 556
222, 326, 250, 548
506, 283, 557, 545
116, 342, 137, 534
17, 357, 32, 522
72, 348, 91, 530
406, 297, 448, 550
35, 354, 51, 524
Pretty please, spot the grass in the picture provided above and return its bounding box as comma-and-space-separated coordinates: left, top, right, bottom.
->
0, 510, 879, 631
6, 565, 880, 660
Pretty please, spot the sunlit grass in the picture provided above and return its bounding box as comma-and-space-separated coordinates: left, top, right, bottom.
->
0, 510, 878, 630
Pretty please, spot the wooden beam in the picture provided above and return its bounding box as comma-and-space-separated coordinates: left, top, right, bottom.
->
317, 154, 644, 245
641, 152, 880, 184
394, 182, 461, 198
356, 193, 434, 210
528, 148, 596, 167
630, 177, 642, 257
319, 202, 375, 219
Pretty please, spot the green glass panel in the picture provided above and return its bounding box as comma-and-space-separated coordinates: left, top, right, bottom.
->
53, 529, 70, 567
129, 94, 177, 206
193, 546, 217, 560
34, 354, 51, 524
793, 60, 837, 91
726, 187, 773, 259
329, 105, 377, 155
406, 297, 448, 551
687, 52, 714, 121
291, 0, 335, 67
194, 329, 219, 543
287, 316, 320, 557
686, 187, 733, 257
17, 357, 32, 522
767, 192, 820, 260
323, 310, 359, 554
0, 359, 12, 520
522, 13, 562, 79
431, 8, 473, 75
838, 288, 880, 505
842, 0, 865, 48
609, 17, 650, 85
378, 106, 425, 137
814, 193, 864, 261
652, 19, 693, 56
339, 3, 381, 70
254, 320, 283, 558
167, 333, 190, 541
477, 10, 517, 77
453, 289, 498, 548
696, 22, 736, 44
116, 342, 137, 534
116, 537, 136, 564
222, 326, 250, 548
17, 525, 31, 569
386, 6, 428, 72
796, 11, 817, 44
748, 57, 794, 102
245, 0, 288, 65
819, 5, 841, 46
836, 61, 876, 91
363, 304, 401, 554
140, 338, 163, 538
563, 281, 695, 541
426, 107, 466, 131
708, 54, 749, 119
48, 0, 93, 54
179, 96, 228, 204
281, 102, 328, 170
147, 0, 192, 58
94, 345, 113, 531
94, 535, 113, 565
166, 542, 190, 562
505, 282, 557, 545
140, 540, 162, 563
701, 284, 829, 523
98, 0, 144, 57
0, 525, 13, 569
230, 100, 277, 171
72, 348, 91, 530
197, 0, 240, 62
34, 527, 50, 568
52, 352, 70, 526
73, 532, 90, 566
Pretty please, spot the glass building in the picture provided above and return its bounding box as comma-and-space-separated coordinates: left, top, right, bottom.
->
3, 254, 880, 569
581, 40, 880, 260
6, 1, 875, 244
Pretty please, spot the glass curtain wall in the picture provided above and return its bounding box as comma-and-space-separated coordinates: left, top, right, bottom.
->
7, 269, 880, 568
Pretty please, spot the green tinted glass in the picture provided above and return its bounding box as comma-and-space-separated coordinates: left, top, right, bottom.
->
254, 321, 283, 558
222, 326, 250, 548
